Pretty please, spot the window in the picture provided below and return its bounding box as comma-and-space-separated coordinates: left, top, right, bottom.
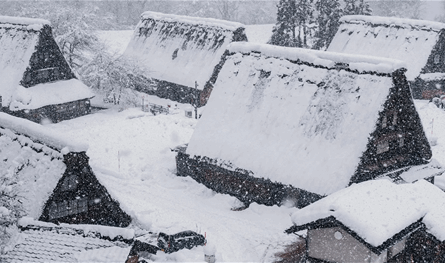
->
48, 198, 89, 220
434, 54, 440, 64
392, 112, 398, 125
377, 140, 389, 154
60, 174, 78, 191
399, 136, 404, 147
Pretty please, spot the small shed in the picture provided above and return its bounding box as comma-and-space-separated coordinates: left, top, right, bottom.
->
327, 15, 445, 99
0, 113, 131, 227
285, 180, 445, 263
1, 217, 133, 262
176, 42, 431, 207
123, 11, 248, 106
0, 15, 94, 123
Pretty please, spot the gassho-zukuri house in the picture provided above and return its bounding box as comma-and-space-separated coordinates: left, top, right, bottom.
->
285, 179, 445, 263
0, 112, 131, 227
122, 11, 248, 107
0, 15, 94, 123
328, 15, 445, 100
175, 42, 432, 208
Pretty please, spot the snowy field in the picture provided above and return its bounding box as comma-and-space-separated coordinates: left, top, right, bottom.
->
42, 99, 445, 262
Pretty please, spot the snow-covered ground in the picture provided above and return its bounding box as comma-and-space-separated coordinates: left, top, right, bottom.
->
46, 108, 296, 262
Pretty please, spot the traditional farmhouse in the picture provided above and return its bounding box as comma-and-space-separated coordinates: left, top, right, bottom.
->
327, 15, 445, 99
0, 16, 94, 123
285, 180, 445, 263
123, 11, 247, 106
176, 42, 432, 207
1, 218, 133, 262
0, 113, 131, 227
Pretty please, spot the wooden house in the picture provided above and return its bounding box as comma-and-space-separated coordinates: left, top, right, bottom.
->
285, 179, 445, 263
327, 15, 445, 99
0, 15, 94, 123
176, 42, 432, 207
122, 11, 248, 107
1, 217, 133, 262
0, 113, 131, 227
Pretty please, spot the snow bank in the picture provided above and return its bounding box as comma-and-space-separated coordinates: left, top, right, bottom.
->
187, 43, 398, 195
18, 217, 134, 240
123, 11, 246, 89
290, 180, 445, 246
9, 79, 94, 110
329, 15, 441, 80
74, 246, 131, 262
0, 112, 88, 152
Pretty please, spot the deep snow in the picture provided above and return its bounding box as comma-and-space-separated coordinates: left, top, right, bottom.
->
46, 108, 297, 262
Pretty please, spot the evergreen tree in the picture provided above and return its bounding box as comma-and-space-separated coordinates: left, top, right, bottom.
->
313, 0, 342, 50
295, 0, 314, 48
269, 0, 299, 47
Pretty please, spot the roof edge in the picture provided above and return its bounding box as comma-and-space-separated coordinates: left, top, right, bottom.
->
0, 15, 50, 27
228, 42, 406, 75
141, 11, 245, 30
341, 15, 445, 31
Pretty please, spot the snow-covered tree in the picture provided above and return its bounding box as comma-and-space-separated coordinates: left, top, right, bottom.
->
373, 0, 423, 19
313, 0, 342, 50
269, 0, 299, 47
344, 0, 372, 16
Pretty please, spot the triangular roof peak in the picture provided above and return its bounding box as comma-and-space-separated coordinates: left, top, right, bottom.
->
341, 15, 445, 32
141, 11, 244, 31
229, 42, 406, 75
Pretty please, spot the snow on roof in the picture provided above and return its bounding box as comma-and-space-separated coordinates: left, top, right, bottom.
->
142, 11, 244, 31
328, 15, 444, 81
0, 112, 88, 152
0, 124, 65, 218
2, 218, 131, 262
186, 43, 402, 195
229, 42, 406, 74
0, 17, 91, 110
290, 180, 445, 246
9, 78, 94, 110
123, 11, 247, 90
0, 15, 50, 28
341, 15, 445, 31
18, 217, 134, 240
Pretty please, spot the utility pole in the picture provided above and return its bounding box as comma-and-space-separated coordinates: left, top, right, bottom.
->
194, 81, 199, 119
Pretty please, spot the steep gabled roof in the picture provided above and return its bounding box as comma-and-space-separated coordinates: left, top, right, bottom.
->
0, 15, 93, 110
327, 15, 445, 81
287, 180, 445, 250
123, 11, 247, 90
1, 218, 132, 262
186, 42, 407, 195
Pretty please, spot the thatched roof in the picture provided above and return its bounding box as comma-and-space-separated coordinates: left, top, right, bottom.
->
328, 15, 445, 81
186, 42, 407, 195
0, 15, 93, 110
123, 11, 247, 90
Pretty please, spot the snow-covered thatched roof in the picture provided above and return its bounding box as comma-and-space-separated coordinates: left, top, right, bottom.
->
328, 15, 445, 81
186, 42, 407, 196
0, 113, 88, 218
0, 15, 93, 110
289, 180, 445, 247
123, 11, 247, 90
